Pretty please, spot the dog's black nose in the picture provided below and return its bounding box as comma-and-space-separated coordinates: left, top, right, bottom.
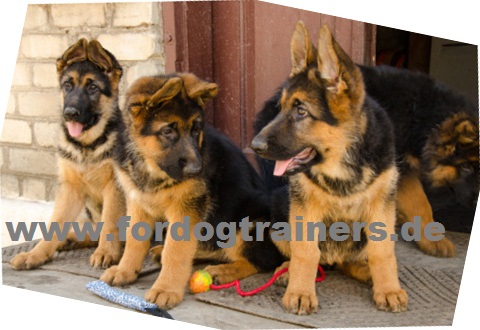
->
183, 162, 202, 176
251, 135, 268, 153
179, 157, 202, 176
64, 107, 80, 121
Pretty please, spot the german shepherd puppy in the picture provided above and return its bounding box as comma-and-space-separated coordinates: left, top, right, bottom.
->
360, 65, 479, 252
100, 73, 284, 309
251, 22, 408, 314
10, 39, 125, 270
256, 58, 478, 256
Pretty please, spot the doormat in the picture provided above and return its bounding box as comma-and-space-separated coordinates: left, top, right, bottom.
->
2, 240, 160, 279
2, 233, 469, 328
195, 232, 469, 328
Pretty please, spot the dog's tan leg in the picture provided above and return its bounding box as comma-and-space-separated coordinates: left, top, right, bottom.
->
397, 172, 456, 257
90, 181, 125, 268
366, 173, 408, 312
100, 202, 153, 286
10, 181, 86, 270
282, 201, 320, 315
338, 259, 371, 283
144, 206, 199, 310
204, 260, 258, 284
58, 221, 98, 251
203, 233, 259, 283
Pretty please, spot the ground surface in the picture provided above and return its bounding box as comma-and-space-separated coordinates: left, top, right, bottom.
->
0, 198, 470, 329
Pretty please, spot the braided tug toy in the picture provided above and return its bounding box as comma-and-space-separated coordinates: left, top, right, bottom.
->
189, 265, 326, 296
86, 280, 173, 319
86, 265, 325, 317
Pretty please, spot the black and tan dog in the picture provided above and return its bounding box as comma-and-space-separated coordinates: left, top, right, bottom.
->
360, 65, 479, 253
10, 39, 125, 270
252, 22, 408, 314
100, 73, 284, 309
255, 46, 478, 257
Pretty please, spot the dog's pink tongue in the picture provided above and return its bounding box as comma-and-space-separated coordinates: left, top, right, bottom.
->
66, 122, 84, 138
274, 158, 294, 176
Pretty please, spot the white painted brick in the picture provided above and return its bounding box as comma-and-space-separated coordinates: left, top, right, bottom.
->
22, 177, 47, 201
23, 5, 48, 30
47, 182, 57, 202
18, 91, 61, 118
34, 122, 60, 148
9, 148, 57, 176
12, 62, 32, 87
33, 63, 59, 88
6, 94, 15, 114
113, 3, 158, 27
125, 61, 163, 87
97, 33, 156, 61
1, 174, 20, 198
51, 4, 106, 27
0, 119, 32, 144
20, 34, 69, 59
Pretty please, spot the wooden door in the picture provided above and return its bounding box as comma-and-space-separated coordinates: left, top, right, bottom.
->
163, 1, 376, 149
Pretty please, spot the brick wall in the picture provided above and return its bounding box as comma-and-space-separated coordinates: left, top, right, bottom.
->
0, 3, 165, 202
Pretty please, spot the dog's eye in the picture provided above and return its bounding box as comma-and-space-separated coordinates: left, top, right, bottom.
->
191, 122, 202, 136
63, 82, 73, 92
161, 126, 175, 137
88, 84, 99, 95
296, 107, 308, 117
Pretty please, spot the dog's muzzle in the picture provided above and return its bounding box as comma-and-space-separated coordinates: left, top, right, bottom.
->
64, 106, 81, 122
251, 135, 268, 154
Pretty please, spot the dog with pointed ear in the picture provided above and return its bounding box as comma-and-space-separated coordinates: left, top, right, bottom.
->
252, 22, 407, 315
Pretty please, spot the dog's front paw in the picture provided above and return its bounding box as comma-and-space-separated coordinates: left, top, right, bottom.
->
282, 289, 318, 315
203, 264, 243, 284
100, 265, 137, 286
90, 247, 121, 268
10, 252, 50, 270
417, 237, 456, 258
145, 287, 183, 310
373, 289, 408, 312
274, 261, 290, 287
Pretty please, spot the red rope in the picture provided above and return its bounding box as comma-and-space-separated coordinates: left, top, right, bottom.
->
210, 265, 325, 297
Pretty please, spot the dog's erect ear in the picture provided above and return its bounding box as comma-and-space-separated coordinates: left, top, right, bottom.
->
147, 77, 183, 109
181, 73, 218, 108
56, 38, 88, 74
317, 25, 345, 91
290, 21, 316, 76
317, 25, 365, 118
